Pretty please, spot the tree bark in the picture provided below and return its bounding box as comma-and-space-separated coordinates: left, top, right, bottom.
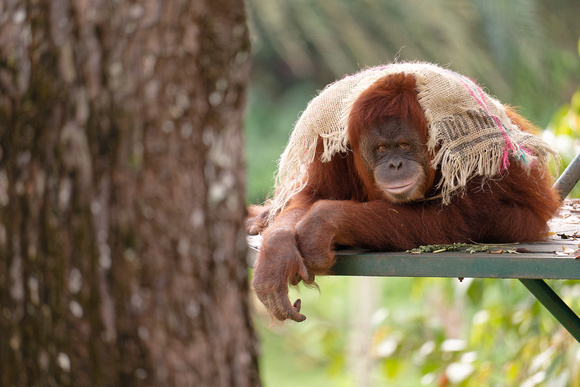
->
0, 1, 260, 386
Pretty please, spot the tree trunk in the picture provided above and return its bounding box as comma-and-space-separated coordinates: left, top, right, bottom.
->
0, 1, 260, 386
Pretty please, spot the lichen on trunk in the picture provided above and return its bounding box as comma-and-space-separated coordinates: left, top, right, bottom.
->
0, 1, 260, 386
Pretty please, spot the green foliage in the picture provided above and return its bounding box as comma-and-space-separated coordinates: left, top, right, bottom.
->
247, 0, 580, 125
548, 37, 580, 140
549, 89, 580, 139
254, 277, 580, 386
245, 81, 317, 204
546, 38, 580, 198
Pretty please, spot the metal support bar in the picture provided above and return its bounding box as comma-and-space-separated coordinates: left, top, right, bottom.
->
553, 151, 580, 199
519, 279, 580, 342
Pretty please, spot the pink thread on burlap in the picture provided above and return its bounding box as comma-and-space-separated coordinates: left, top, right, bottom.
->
448, 71, 516, 171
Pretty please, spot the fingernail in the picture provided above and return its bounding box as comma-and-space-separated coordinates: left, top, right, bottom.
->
293, 299, 302, 312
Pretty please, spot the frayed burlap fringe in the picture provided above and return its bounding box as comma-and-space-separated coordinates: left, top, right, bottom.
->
268, 62, 557, 223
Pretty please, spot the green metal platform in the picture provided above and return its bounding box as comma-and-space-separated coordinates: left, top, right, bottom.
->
248, 232, 580, 341
248, 152, 580, 341
331, 239, 580, 342
330, 242, 580, 280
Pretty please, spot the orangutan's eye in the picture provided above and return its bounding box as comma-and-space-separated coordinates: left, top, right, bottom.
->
398, 142, 411, 150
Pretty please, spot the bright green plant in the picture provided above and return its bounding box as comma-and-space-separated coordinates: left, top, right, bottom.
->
254, 276, 580, 386
547, 38, 580, 198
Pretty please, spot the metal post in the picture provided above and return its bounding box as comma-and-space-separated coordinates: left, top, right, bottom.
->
553, 152, 580, 200
519, 279, 580, 342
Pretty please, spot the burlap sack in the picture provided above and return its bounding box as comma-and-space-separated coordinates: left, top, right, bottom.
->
269, 62, 557, 220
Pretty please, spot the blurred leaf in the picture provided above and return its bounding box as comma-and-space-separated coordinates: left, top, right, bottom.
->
466, 280, 484, 305
248, 0, 580, 125
383, 358, 401, 379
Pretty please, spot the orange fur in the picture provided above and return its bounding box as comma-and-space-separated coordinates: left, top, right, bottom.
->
250, 73, 561, 322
